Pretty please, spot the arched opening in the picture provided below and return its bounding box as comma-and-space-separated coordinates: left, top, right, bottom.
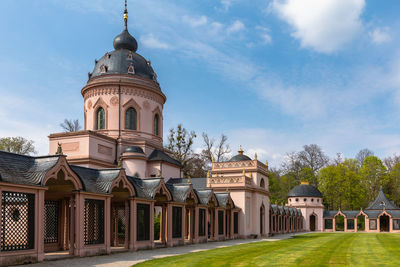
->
335, 214, 345, 231
380, 214, 390, 232
96, 107, 105, 130
357, 214, 365, 231
44, 171, 78, 255
260, 205, 265, 235
153, 186, 171, 247
260, 178, 265, 189
110, 180, 131, 250
125, 107, 137, 130
310, 214, 316, 231
153, 114, 159, 136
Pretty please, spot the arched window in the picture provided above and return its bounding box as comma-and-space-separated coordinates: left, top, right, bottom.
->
153, 114, 159, 136
96, 107, 105, 130
125, 107, 137, 130
260, 178, 265, 189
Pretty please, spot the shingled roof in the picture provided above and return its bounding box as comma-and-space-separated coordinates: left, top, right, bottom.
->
127, 177, 163, 199
365, 188, 399, 210
71, 165, 121, 194
0, 151, 60, 186
148, 149, 182, 167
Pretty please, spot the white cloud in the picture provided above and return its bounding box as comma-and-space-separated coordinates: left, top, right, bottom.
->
369, 27, 391, 44
220, 0, 232, 11
260, 33, 272, 45
271, 0, 365, 53
182, 15, 208, 27
140, 34, 170, 49
227, 20, 245, 34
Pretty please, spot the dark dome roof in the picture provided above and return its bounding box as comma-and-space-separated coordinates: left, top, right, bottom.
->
88, 10, 157, 82
113, 29, 138, 51
124, 146, 144, 154
229, 154, 252, 162
90, 49, 156, 80
288, 183, 323, 198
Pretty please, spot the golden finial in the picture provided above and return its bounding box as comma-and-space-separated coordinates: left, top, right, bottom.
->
238, 145, 244, 155
242, 169, 245, 176
157, 169, 162, 177
117, 158, 122, 168
249, 172, 253, 178
211, 155, 215, 163
207, 170, 210, 178
254, 152, 258, 160
123, 0, 128, 29
188, 176, 192, 184
55, 143, 63, 155
265, 160, 269, 168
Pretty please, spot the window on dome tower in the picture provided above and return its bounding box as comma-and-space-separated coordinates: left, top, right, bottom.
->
96, 107, 105, 130
125, 107, 137, 130
153, 114, 159, 136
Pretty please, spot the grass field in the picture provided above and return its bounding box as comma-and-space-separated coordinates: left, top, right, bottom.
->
134, 233, 400, 266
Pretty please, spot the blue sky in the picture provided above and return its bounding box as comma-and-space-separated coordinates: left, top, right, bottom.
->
1, 0, 400, 168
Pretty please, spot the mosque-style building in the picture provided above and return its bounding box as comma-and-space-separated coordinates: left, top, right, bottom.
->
1, 3, 400, 266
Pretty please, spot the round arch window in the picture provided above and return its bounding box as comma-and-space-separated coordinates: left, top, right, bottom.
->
304, 198, 307, 202
311, 198, 314, 202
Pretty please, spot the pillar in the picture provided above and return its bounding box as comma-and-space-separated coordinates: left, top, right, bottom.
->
150, 202, 155, 248
36, 189, 45, 262
194, 207, 199, 243
166, 204, 173, 247
124, 200, 129, 248
129, 199, 136, 251
344, 217, 348, 232
105, 197, 111, 254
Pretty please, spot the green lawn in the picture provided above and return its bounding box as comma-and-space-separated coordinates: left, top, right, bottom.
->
134, 233, 400, 266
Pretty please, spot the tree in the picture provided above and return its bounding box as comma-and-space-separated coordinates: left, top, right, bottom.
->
356, 148, 374, 167
298, 144, 329, 174
0, 136, 37, 155
185, 154, 207, 178
166, 124, 197, 177
60, 119, 82, 132
360, 156, 388, 202
201, 133, 231, 168
383, 154, 400, 172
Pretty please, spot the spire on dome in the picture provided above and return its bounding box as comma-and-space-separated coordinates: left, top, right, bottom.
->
113, 0, 138, 52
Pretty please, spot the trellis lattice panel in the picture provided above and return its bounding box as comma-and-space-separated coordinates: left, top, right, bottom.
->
84, 199, 104, 245
44, 200, 60, 244
1, 191, 35, 251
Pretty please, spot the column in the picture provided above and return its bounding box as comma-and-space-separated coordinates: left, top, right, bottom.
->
182, 206, 186, 244
105, 197, 111, 254
129, 199, 136, 251
344, 217, 348, 232
194, 207, 199, 243
333, 217, 336, 232
36, 189, 45, 262
150, 202, 155, 248
124, 200, 129, 249
166, 204, 173, 247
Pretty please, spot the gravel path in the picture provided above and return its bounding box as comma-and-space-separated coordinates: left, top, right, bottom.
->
26, 233, 304, 267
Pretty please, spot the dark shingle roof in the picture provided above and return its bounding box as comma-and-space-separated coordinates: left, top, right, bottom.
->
288, 184, 323, 198
365, 210, 381, 218
195, 189, 213, 205
124, 146, 145, 154
0, 151, 60, 186
365, 189, 399, 210
165, 183, 192, 203
342, 211, 360, 219
323, 211, 338, 218
71, 165, 121, 194
167, 177, 207, 190
229, 154, 252, 162
387, 210, 400, 218
127, 177, 162, 199
148, 149, 182, 167
215, 193, 232, 208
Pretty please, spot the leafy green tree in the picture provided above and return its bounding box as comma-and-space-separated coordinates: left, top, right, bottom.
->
0, 136, 37, 155
360, 156, 388, 202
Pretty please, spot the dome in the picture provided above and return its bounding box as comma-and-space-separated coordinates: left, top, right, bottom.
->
229, 147, 252, 162
88, 7, 157, 82
124, 146, 144, 154
288, 182, 323, 198
90, 49, 156, 80
113, 29, 138, 51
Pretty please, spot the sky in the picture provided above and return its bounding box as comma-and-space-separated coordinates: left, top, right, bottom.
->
0, 0, 400, 168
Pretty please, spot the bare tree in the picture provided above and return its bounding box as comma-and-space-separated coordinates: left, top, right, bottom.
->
60, 119, 82, 132
356, 148, 374, 166
298, 144, 329, 173
384, 154, 400, 172
0, 136, 37, 155
201, 133, 231, 167
166, 124, 196, 176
